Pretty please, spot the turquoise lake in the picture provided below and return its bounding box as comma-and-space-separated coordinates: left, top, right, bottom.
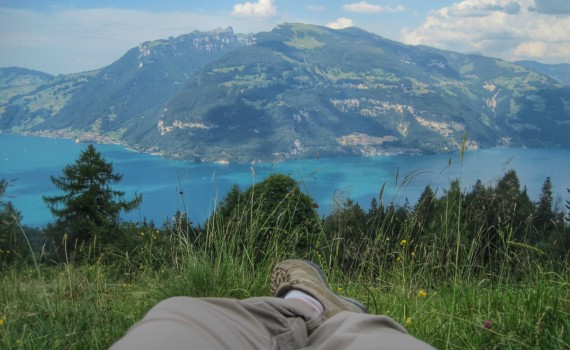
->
1, 134, 569, 227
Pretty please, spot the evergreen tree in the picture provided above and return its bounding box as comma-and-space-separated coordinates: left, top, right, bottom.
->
533, 177, 555, 241
478, 170, 534, 265
325, 198, 367, 236
43, 145, 141, 253
493, 170, 533, 237
464, 179, 492, 234
208, 174, 318, 259
516, 186, 535, 241
495, 170, 522, 222
324, 198, 368, 270
216, 184, 243, 221
0, 179, 25, 263
168, 210, 198, 241
365, 195, 386, 235
413, 185, 437, 230
436, 179, 464, 229
566, 188, 570, 223
241, 174, 317, 231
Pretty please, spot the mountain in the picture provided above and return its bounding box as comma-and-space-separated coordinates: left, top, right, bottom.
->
0, 67, 97, 133
1, 23, 569, 162
142, 24, 570, 162
0, 27, 244, 142
0, 67, 53, 100
515, 60, 570, 86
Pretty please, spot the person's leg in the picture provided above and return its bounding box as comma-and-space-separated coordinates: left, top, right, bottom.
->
110, 296, 321, 350
272, 259, 368, 319
304, 311, 436, 350
271, 260, 435, 350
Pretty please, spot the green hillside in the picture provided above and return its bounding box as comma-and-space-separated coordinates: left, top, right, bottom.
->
146, 24, 570, 162
515, 60, 570, 85
0, 28, 243, 143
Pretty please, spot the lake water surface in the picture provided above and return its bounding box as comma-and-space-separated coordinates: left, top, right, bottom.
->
1, 134, 569, 227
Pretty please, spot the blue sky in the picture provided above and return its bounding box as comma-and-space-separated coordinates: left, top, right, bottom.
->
1, 0, 569, 74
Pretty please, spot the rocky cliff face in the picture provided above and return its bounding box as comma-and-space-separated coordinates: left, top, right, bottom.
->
137, 27, 240, 68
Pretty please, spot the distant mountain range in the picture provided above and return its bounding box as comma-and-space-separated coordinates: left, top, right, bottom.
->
515, 61, 570, 86
1, 24, 569, 163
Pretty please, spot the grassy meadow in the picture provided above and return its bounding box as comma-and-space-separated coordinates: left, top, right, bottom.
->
1, 169, 569, 349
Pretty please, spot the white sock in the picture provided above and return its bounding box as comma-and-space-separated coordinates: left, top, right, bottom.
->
284, 290, 324, 314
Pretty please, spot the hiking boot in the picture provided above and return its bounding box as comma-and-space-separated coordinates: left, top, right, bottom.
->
271, 259, 369, 319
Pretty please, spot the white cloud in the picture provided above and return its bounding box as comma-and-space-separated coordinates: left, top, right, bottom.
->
327, 17, 354, 29
401, 0, 570, 64
232, 0, 276, 17
512, 41, 547, 57
445, 0, 521, 17
513, 41, 570, 60
342, 2, 404, 13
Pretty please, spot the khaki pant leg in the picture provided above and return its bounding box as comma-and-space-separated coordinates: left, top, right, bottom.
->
110, 296, 322, 350
304, 311, 436, 350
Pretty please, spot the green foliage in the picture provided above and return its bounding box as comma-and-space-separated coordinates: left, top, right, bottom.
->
1, 168, 570, 349
534, 177, 555, 239
566, 188, 570, 222
0, 179, 27, 264
324, 198, 368, 268
515, 60, 570, 85
43, 144, 141, 258
206, 174, 319, 261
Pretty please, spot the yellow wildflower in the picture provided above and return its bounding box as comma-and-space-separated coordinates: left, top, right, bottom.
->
418, 289, 428, 298
337, 287, 343, 292
396, 256, 402, 261
400, 239, 407, 245
405, 317, 413, 326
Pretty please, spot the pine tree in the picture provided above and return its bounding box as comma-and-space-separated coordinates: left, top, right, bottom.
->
493, 170, 533, 237
464, 179, 491, 231
43, 145, 141, 251
323, 197, 368, 271
566, 188, 570, 221
242, 174, 317, 231
534, 177, 555, 240
483, 170, 533, 263
217, 184, 243, 220
411, 185, 437, 241
208, 174, 318, 260
0, 179, 25, 263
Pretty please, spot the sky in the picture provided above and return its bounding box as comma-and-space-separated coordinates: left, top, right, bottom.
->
0, 0, 569, 75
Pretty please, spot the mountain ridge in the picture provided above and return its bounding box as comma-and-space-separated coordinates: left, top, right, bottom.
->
514, 60, 570, 86
1, 23, 569, 162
